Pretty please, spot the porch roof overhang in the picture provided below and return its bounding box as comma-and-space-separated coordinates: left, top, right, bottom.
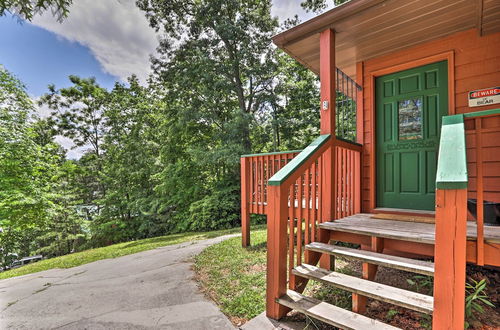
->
273, 0, 500, 78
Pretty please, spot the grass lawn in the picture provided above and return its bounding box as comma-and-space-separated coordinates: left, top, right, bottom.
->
194, 227, 352, 327
0, 226, 257, 280
194, 227, 268, 326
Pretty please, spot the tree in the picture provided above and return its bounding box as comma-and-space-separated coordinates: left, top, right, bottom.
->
0, 0, 72, 21
35, 160, 89, 257
40, 76, 109, 207
301, 0, 350, 13
137, 0, 279, 154
94, 77, 163, 243
0, 68, 62, 266
256, 50, 320, 151
134, 0, 287, 230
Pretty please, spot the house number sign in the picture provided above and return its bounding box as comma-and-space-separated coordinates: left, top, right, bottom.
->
468, 87, 500, 107
387, 140, 435, 151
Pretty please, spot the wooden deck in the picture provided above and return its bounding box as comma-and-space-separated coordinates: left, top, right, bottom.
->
320, 213, 500, 245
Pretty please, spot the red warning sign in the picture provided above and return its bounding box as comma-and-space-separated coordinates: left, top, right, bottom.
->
469, 87, 500, 107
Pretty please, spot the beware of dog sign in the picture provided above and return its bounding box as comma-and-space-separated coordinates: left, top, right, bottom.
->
468, 87, 500, 107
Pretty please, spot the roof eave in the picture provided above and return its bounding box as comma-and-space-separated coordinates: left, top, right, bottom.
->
272, 0, 386, 48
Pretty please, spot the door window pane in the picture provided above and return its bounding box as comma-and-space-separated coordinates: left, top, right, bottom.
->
398, 98, 423, 140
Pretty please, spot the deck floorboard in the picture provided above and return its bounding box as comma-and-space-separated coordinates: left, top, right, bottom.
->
319, 214, 500, 244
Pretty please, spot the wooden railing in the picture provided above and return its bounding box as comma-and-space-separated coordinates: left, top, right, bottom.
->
266, 135, 362, 318
241, 150, 301, 215
333, 138, 362, 219
241, 150, 301, 246
463, 109, 500, 266
433, 108, 500, 329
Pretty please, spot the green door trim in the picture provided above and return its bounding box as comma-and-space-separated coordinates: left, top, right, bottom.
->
375, 61, 449, 211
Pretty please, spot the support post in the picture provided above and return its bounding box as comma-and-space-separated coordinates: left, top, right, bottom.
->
266, 184, 290, 319
433, 189, 467, 329
241, 157, 251, 247
352, 237, 383, 313
320, 29, 336, 135
319, 28, 336, 270
355, 61, 363, 214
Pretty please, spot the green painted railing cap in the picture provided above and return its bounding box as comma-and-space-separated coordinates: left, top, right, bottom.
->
463, 108, 500, 119
436, 114, 468, 189
436, 109, 500, 189
268, 134, 331, 186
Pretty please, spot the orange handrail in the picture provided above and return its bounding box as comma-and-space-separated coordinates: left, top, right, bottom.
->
266, 135, 362, 318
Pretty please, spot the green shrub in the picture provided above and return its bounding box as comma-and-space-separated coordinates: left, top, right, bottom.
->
188, 185, 240, 231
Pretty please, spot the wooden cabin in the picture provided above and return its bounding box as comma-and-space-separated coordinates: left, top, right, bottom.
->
240, 0, 500, 328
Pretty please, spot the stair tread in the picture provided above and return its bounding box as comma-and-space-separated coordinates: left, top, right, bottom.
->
278, 289, 400, 330
293, 264, 434, 315
318, 220, 436, 244
306, 242, 434, 276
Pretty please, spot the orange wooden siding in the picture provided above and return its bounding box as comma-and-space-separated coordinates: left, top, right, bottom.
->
360, 29, 500, 212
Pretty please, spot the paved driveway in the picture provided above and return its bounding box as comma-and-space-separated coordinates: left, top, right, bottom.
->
0, 235, 237, 329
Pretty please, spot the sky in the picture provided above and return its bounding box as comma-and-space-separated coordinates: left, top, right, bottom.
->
0, 0, 332, 158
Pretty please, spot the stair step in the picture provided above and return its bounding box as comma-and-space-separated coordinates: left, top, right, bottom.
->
278, 289, 400, 330
293, 264, 434, 315
306, 242, 434, 276
318, 220, 435, 244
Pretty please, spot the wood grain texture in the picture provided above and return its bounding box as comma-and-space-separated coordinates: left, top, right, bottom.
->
319, 214, 500, 244
433, 189, 467, 329
265, 184, 290, 319
278, 290, 399, 330
372, 213, 435, 224
306, 242, 435, 276
274, 0, 500, 77
320, 29, 336, 135
293, 264, 434, 314
240, 157, 250, 247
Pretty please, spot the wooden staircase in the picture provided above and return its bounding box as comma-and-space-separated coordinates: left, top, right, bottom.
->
277, 222, 435, 329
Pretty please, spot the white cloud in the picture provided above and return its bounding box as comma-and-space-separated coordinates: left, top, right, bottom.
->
29, 0, 333, 83
54, 135, 86, 159
34, 98, 52, 118
31, 0, 158, 82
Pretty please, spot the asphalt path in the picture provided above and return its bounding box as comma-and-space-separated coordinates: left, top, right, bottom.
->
1, 235, 237, 329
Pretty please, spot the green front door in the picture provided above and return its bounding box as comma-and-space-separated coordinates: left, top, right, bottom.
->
376, 61, 448, 211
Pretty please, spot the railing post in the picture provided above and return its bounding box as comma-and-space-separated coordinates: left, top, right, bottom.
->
241, 157, 251, 247
354, 151, 361, 213
433, 188, 467, 329
266, 184, 290, 319
433, 114, 468, 329
475, 117, 484, 265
